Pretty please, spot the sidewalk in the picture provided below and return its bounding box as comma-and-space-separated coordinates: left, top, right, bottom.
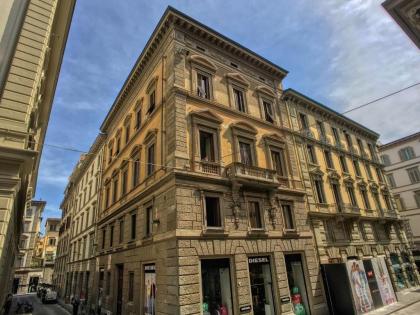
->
369, 287, 420, 315
57, 297, 73, 314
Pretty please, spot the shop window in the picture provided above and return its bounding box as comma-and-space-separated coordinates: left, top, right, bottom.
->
390, 254, 406, 289
282, 203, 295, 230
128, 271, 134, 302
285, 254, 310, 315
263, 100, 275, 123
204, 196, 222, 228
307, 145, 317, 164
248, 256, 276, 315
197, 72, 211, 99
249, 201, 263, 229
144, 264, 156, 314
402, 252, 416, 286
200, 130, 215, 162
145, 205, 153, 237
201, 259, 233, 315
270, 148, 286, 176
239, 140, 254, 166
233, 88, 246, 112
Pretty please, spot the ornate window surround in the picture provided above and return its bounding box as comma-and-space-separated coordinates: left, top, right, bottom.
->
188, 54, 217, 100
230, 121, 258, 166
226, 72, 250, 112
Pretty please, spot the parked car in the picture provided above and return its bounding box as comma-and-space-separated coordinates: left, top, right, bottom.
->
42, 287, 57, 303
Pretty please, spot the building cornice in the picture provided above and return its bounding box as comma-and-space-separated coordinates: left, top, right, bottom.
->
282, 88, 379, 140
378, 131, 420, 150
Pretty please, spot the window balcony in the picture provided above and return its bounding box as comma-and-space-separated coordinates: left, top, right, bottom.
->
300, 129, 314, 139
196, 161, 221, 176
379, 208, 400, 221
337, 203, 361, 220
225, 162, 279, 188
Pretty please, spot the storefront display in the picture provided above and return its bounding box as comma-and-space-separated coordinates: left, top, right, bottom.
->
346, 260, 374, 314
390, 254, 406, 289
285, 254, 310, 315
248, 256, 276, 315
144, 264, 156, 315
201, 259, 233, 315
371, 257, 396, 305
362, 260, 382, 308
402, 252, 417, 286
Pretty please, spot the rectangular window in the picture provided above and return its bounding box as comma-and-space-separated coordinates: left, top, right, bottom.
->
381, 155, 391, 166
112, 177, 119, 203
365, 162, 373, 179
360, 187, 371, 210
199, 130, 215, 161
128, 272, 134, 302
263, 100, 274, 123
324, 150, 334, 169
249, 201, 263, 229
148, 90, 156, 114
344, 132, 353, 149
89, 233, 95, 256
102, 228, 106, 250
248, 257, 276, 314
353, 160, 361, 176
197, 72, 210, 99
106, 271, 111, 295
376, 168, 383, 182
115, 137, 121, 155
357, 138, 364, 154
394, 195, 405, 211
125, 124, 131, 143
399, 147, 415, 161
372, 191, 382, 210
282, 204, 295, 230
233, 88, 246, 112
316, 120, 326, 137
105, 184, 111, 207
108, 145, 113, 164
383, 194, 392, 210
271, 148, 286, 176
204, 196, 222, 228
331, 182, 342, 210
143, 265, 156, 314
119, 220, 124, 244
386, 173, 396, 188
299, 113, 308, 129
359, 222, 367, 241
307, 144, 317, 164
407, 167, 420, 183
146, 205, 153, 237
130, 213, 136, 240
339, 155, 349, 173
147, 144, 155, 176
121, 169, 128, 195
135, 108, 142, 130
133, 158, 140, 187
314, 178, 327, 204
332, 127, 340, 145
201, 259, 233, 315
347, 185, 358, 207
110, 225, 114, 247
239, 141, 253, 166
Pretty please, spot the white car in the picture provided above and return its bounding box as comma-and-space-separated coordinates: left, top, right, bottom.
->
42, 288, 57, 303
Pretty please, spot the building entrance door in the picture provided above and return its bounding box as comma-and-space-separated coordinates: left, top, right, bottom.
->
13, 278, 20, 294
362, 260, 383, 308
28, 276, 39, 293
116, 264, 124, 315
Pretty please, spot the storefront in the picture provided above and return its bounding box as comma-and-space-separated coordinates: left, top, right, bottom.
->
201, 259, 233, 315
248, 256, 276, 315
390, 254, 406, 289
401, 252, 417, 286
285, 254, 311, 315
144, 264, 156, 315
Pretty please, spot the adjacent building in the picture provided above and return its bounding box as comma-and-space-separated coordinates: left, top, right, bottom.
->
12, 200, 45, 294
0, 0, 75, 305
39, 218, 60, 284
54, 134, 105, 304
379, 132, 420, 268
382, 0, 420, 49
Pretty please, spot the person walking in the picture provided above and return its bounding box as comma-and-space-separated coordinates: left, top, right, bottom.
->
71, 295, 80, 315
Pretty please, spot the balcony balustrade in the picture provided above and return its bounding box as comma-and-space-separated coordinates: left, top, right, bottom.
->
225, 162, 279, 187
196, 161, 221, 175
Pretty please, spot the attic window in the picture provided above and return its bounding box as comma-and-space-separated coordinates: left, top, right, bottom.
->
196, 45, 206, 52
230, 62, 238, 68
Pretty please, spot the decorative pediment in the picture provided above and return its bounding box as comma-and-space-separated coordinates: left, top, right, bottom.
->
226, 73, 249, 87
124, 114, 132, 125
188, 54, 217, 72
130, 145, 141, 156
146, 75, 158, 92
326, 247, 340, 259
309, 166, 324, 177
189, 109, 223, 125
369, 182, 379, 190
262, 133, 286, 146
230, 121, 258, 135
343, 175, 355, 184
144, 128, 158, 144
327, 169, 341, 180
256, 85, 276, 98
357, 178, 367, 187
135, 97, 144, 110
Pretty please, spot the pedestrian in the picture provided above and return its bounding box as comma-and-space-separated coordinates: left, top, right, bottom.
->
71, 294, 80, 315
2, 293, 12, 315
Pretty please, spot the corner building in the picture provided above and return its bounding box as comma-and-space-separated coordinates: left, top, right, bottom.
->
94, 7, 327, 315
282, 90, 419, 313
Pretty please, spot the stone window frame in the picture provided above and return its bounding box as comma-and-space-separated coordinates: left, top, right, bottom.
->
130, 210, 137, 241
226, 72, 249, 113
124, 114, 132, 144
111, 170, 119, 204
324, 219, 335, 242
107, 139, 114, 165
345, 181, 359, 208
189, 110, 223, 174
143, 129, 158, 178
200, 190, 225, 232
358, 183, 372, 210
256, 85, 278, 125
329, 177, 343, 208
134, 98, 143, 131
115, 128, 122, 156
263, 134, 290, 178
143, 199, 155, 239
399, 146, 416, 161
146, 76, 158, 116
280, 200, 296, 232
306, 144, 318, 165
104, 178, 111, 209
120, 161, 129, 197
130, 145, 141, 188
244, 194, 267, 232
230, 122, 258, 166
188, 54, 217, 100
311, 171, 327, 205
323, 149, 335, 170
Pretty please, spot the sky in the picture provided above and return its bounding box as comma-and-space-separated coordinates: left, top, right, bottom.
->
35, 0, 420, 230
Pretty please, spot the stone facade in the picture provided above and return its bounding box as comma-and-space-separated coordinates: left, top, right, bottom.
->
379, 132, 420, 268
0, 0, 75, 306
54, 134, 105, 305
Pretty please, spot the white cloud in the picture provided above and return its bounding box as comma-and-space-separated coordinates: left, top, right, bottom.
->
314, 0, 420, 143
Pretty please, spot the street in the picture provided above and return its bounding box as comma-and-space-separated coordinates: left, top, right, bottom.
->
393, 300, 420, 315
9, 293, 68, 315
